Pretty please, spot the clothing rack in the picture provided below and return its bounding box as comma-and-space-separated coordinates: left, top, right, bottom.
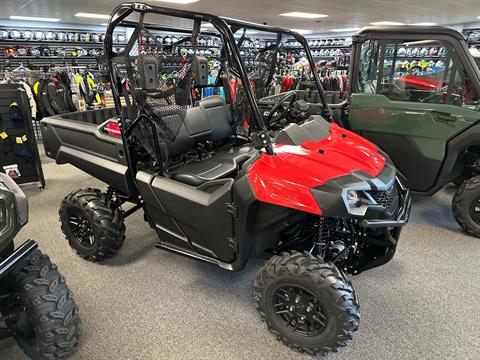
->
0, 83, 45, 189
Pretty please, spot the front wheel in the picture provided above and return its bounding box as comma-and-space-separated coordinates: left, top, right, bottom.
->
452, 176, 480, 238
5, 249, 80, 359
254, 251, 359, 356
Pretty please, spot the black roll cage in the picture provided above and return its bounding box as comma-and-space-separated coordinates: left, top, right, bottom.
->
104, 2, 329, 194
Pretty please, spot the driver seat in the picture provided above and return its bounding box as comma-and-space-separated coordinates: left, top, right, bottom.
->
167, 96, 256, 186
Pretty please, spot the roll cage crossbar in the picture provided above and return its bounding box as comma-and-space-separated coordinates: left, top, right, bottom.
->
104, 2, 330, 159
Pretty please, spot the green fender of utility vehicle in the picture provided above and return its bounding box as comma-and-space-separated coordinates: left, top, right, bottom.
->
342, 26, 480, 237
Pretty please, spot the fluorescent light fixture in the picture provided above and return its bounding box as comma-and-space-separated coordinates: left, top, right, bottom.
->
9, 15, 61, 22
101, 23, 108, 26
202, 23, 214, 27
330, 27, 360, 32
370, 21, 405, 26
280, 12, 328, 19
75, 12, 110, 20
154, 0, 199, 4
412, 22, 437, 26
290, 28, 313, 34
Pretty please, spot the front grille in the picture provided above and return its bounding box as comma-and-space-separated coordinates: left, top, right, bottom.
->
369, 184, 399, 213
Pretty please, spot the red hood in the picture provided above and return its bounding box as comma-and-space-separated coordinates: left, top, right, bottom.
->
248, 124, 386, 214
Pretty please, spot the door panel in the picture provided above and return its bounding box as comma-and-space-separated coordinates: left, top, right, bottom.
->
349, 93, 479, 191
136, 171, 236, 263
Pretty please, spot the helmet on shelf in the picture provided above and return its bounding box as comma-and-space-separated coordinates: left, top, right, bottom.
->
438, 47, 447, 57
10, 30, 21, 39
397, 47, 407, 57
45, 31, 55, 40
67, 32, 78, 41
91, 33, 100, 43
88, 48, 99, 56
34, 31, 45, 40
29, 47, 41, 56
54, 47, 67, 57
429, 47, 439, 56
41, 46, 51, 56
468, 31, 480, 42
4, 47, 16, 57
16, 46, 29, 56
79, 33, 91, 42
100, 33, 106, 42
411, 47, 420, 56
406, 48, 413, 57
0, 30, 8, 40
22, 31, 33, 40
56, 32, 66, 41
419, 47, 429, 57
117, 34, 126, 43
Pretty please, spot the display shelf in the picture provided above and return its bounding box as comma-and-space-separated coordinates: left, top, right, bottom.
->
0, 40, 126, 47
385, 56, 447, 60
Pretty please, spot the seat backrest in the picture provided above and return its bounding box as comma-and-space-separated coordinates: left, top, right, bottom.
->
169, 96, 233, 157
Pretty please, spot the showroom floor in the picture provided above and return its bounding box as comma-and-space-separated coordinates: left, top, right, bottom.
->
1, 149, 479, 360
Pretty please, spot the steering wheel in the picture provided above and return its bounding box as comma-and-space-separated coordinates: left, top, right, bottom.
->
263, 91, 297, 127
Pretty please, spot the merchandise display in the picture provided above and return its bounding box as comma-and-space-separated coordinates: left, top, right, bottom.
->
1, 1, 480, 360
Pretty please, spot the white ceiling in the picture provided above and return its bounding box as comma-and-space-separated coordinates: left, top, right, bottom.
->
1, 0, 480, 34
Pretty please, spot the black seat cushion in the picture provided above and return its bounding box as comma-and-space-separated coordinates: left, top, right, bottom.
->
169, 144, 256, 186
169, 95, 234, 157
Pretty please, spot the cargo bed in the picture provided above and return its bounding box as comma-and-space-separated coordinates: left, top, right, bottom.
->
41, 108, 135, 194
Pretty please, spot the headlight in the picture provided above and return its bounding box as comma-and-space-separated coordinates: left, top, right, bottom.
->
343, 190, 368, 216
346, 191, 361, 207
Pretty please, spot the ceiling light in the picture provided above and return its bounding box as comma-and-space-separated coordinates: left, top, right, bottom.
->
370, 21, 405, 26
75, 12, 110, 20
154, 0, 199, 4
330, 27, 361, 32
202, 23, 214, 27
290, 29, 313, 35
280, 12, 328, 19
9, 15, 61, 22
412, 22, 437, 26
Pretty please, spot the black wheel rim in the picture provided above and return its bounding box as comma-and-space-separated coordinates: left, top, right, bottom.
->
67, 210, 95, 247
469, 197, 480, 225
272, 285, 328, 337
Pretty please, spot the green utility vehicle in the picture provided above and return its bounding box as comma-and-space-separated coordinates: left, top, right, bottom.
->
339, 26, 480, 237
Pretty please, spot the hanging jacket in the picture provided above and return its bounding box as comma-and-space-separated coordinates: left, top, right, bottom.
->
19, 81, 37, 120
58, 71, 77, 112
46, 79, 70, 114
38, 79, 56, 117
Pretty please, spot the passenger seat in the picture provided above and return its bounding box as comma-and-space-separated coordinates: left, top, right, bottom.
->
167, 96, 255, 186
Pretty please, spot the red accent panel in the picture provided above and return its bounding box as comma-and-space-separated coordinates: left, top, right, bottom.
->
247, 124, 386, 214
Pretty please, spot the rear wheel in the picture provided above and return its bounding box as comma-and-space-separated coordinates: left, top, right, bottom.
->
59, 188, 126, 261
4, 249, 79, 360
254, 251, 359, 355
452, 176, 480, 238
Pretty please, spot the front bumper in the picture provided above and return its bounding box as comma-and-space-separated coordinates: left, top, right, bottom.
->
360, 183, 411, 228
